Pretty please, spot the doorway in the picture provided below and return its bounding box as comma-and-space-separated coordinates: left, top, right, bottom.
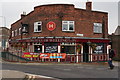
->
83, 43, 89, 62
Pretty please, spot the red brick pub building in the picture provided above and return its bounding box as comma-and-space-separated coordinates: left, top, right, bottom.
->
9, 2, 110, 63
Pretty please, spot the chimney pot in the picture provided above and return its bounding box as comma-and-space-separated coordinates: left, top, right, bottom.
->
21, 12, 26, 19
86, 1, 92, 11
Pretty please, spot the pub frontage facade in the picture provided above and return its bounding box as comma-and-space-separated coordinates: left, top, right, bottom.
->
9, 1, 110, 63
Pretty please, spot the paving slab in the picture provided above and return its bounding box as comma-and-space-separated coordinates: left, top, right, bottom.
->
1, 70, 59, 80
2, 70, 26, 79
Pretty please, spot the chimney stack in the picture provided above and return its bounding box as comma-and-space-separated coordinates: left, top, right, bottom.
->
21, 12, 26, 18
86, 1, 92, 11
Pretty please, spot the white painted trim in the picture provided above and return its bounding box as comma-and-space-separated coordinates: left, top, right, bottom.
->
81, 45, 83, 62
76, 52, 79, 63
42, 45, 44, 53
91, 47, 93, 62
107, 45, 111, 60
32, 43, 34, 52
89, 46, 91, 62
107, 45, 111, 54
58, 45, 61, 62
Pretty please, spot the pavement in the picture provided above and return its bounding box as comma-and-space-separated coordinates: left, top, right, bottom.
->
1, 70, 59, 80
113, 61, 119, 67
2, 70, 26, 79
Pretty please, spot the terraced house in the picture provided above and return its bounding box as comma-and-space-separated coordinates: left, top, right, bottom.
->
9, 1, 110, 63
0, 27, 9, 52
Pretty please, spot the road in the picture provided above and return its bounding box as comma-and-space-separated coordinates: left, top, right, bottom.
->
1, 62, 119, 79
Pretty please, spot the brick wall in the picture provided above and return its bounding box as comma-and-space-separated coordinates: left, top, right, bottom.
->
109, 35, 120, 60
10, 4, 108, 40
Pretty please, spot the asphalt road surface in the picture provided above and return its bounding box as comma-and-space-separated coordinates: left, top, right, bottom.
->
1, 62, 119, 79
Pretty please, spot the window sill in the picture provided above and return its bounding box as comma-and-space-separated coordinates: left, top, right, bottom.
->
62, 31, 75, 33
34, 31, 42, 33
94, 33, 102, 34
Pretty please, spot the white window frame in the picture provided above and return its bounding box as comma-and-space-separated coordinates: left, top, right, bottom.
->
12, 31, 14, 37
34, 21, 42, 32
15, 29, 17, 36
93, 23, 102, 33
62, 21, 74, 32
19, 28, 21, 35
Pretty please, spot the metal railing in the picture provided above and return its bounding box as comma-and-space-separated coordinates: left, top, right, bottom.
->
1, 52, 31, 62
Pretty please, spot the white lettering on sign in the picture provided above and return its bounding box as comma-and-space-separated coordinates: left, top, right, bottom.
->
94, 45, 103, 53
76, 34, 84, 36
96, 46, 102, 50
49, 24, 54, 28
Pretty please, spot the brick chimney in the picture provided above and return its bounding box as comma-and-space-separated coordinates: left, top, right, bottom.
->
21, 12, 26, 18
86, 1, 92, 11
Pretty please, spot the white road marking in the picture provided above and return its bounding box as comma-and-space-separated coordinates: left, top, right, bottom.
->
63, 69, 71, 71
26, 73, 56, 79
77, 66, 84, 68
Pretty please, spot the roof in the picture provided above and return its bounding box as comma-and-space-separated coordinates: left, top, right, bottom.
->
11, 3, 108, 26
34, 4, 74, 9
0, 27, 10, 30
114, 26, 120, 35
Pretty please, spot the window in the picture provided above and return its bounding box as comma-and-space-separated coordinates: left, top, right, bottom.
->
2, 39, 6, 48
19, 28, 21, 35
94, 23, 102, 33
62, 21, 74, 32
34, 45, 42, 53
44, 42, 58, 53
34, 21, 42, 32
93, 43, 104, 54
15, 29, 17, 36
12, 31, 14, 37
61, 46, 75, 54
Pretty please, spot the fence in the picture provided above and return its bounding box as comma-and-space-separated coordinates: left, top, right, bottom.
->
1, 52, 31, 62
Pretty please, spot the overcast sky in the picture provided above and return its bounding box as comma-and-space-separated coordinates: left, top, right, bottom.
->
0, 0, 119, 34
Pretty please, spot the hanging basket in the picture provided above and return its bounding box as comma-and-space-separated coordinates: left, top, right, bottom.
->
76, 44, 81, 53
90, 43, 97, 50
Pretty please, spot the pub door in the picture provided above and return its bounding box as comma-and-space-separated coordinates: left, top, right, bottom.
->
83, 43, 89, 62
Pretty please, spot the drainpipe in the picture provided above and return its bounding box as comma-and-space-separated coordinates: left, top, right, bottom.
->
102, 17, 105, 38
